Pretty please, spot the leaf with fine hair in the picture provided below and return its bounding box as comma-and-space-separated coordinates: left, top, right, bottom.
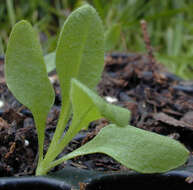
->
55, 4, 104, 118
45, 4, 105, 156
56, 124, 189, 174
71, 79, 130, 129
5, 20, 55, 161
40, 79, 130, 171
55, 79, 130, 150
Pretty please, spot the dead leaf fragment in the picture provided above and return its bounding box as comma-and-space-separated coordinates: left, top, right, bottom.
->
153, 112, 193, 131
0, 117, 9, 130
181, 111, 193, 126
79, 182, 88, 190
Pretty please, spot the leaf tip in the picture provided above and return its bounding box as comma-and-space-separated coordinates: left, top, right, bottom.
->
13, 20, 32, 29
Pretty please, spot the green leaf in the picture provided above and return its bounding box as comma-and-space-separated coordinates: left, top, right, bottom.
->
46, 4, 105, 156
5, 20, 55, 161
40, 79, 130, 173
50, 78, 130, 157
43, 4, 105, 165
61, 124, 189, 174
44, 51, 56, 73
105, 23, 121, 52
71, 79, 130, 129
55, 4, 104, 112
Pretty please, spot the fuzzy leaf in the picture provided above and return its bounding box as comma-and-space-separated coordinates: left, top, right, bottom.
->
64, 124, 189, 173
49, 79, 130, 160
55, 4, 104, 111
41, 5, 105, 163
5, 20, 55, 159
71, 79, 130, 130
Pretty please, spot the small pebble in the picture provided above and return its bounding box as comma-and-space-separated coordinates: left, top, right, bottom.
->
24, 140, 29, 147
104, 96, 118, 103
48, 75, 57, 84
0, 100, 4, 108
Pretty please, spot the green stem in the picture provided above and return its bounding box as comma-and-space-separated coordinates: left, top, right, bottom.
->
34, 114, 47, 167
36, 106, 93, 176
43, 104, 93, 164
36, 144, 86, 176
42, 104, 71, 164
37, 139, 96, 176
36, 154, 72, 176
35, 123, 76, 176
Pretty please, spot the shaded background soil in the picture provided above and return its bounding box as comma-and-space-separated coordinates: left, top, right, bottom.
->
0, 53, 193, 177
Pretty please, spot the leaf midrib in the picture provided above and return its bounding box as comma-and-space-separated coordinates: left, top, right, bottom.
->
76, 14, 92, 81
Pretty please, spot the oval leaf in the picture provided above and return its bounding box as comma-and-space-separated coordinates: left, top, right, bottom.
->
55, 4, 104, 110
42, 5, 104, 162
61, 78, 130, 148
63, 124, 189, 173
5, 20, 55, 159
45, 79, 130, 163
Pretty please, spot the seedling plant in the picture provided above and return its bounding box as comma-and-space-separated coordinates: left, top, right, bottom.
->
5, 4, 189, 176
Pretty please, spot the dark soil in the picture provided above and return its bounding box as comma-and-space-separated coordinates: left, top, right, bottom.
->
0, 53, 193, 177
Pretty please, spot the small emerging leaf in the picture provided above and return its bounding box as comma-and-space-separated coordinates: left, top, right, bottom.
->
57, 78, 130, 151
71, 79, 130, 130
5, 20, 55, 160
64, 124, 189, 173
46, 79, 130, 163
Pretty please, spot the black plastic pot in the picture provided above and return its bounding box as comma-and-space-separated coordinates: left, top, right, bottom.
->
1, 162, 193, 190
52, 158, 193, 190
0, 176, 71, 190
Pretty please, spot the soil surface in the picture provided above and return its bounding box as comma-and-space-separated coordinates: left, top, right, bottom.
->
0, 54, 193, 177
